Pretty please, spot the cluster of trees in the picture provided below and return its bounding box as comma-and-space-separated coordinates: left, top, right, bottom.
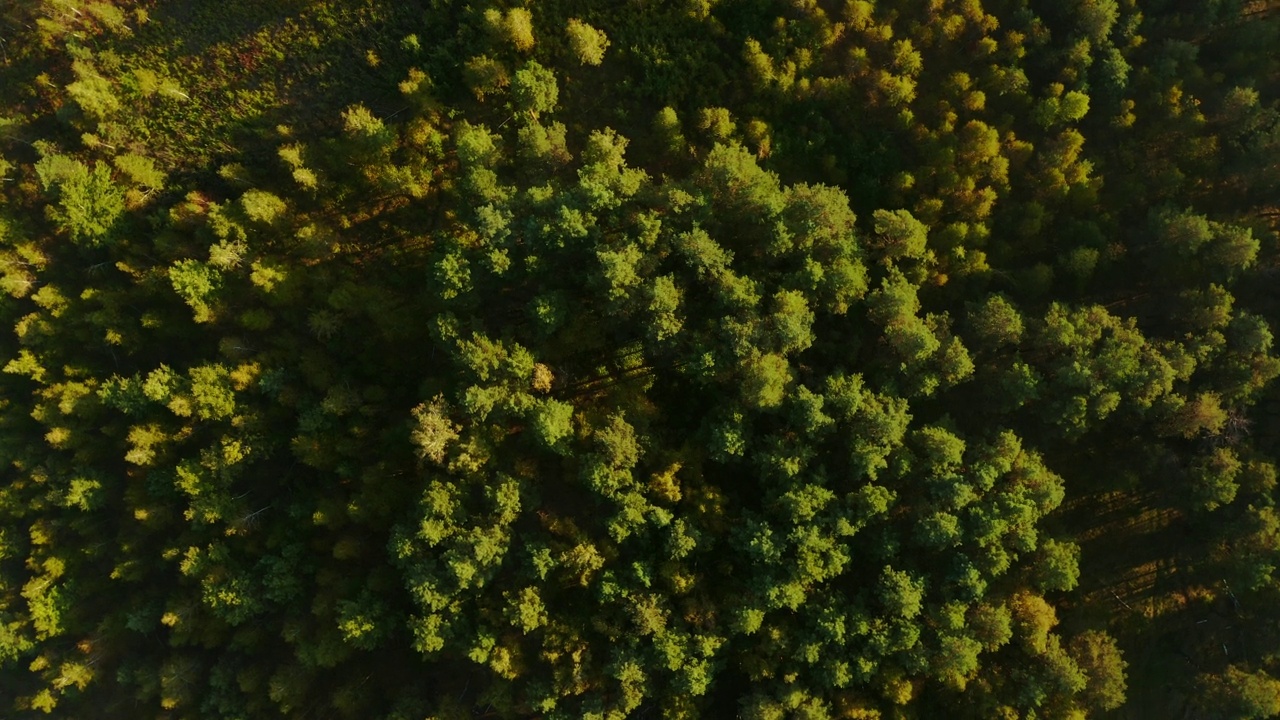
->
1, 0, 1279, 717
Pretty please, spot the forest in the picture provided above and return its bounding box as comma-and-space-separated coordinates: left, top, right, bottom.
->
1, 0, 1280, 717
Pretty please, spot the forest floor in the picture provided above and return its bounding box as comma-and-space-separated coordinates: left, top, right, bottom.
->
114, 0, 417, 167
1060, 489, 1241, 719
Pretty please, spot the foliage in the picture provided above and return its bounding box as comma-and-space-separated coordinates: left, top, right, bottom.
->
1, 0, 1280, 718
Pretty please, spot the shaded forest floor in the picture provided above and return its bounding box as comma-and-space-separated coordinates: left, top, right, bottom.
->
1059, 489, 1246, 719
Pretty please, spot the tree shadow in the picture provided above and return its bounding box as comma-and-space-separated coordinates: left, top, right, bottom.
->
1056, 487, 1244, 719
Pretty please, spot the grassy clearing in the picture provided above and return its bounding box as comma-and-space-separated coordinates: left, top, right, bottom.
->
113, 0, 421, 169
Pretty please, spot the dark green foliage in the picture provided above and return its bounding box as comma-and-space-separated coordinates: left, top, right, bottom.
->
1, 0, 1280, 718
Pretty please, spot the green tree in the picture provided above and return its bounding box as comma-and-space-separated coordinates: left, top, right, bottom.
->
1068, 630, 1128, 712
566, 19, 609, 66
511, 61, 559, 116
34, 154, 125, 246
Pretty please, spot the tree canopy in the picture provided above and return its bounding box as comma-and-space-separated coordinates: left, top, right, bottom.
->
2, 0, 1280, 718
